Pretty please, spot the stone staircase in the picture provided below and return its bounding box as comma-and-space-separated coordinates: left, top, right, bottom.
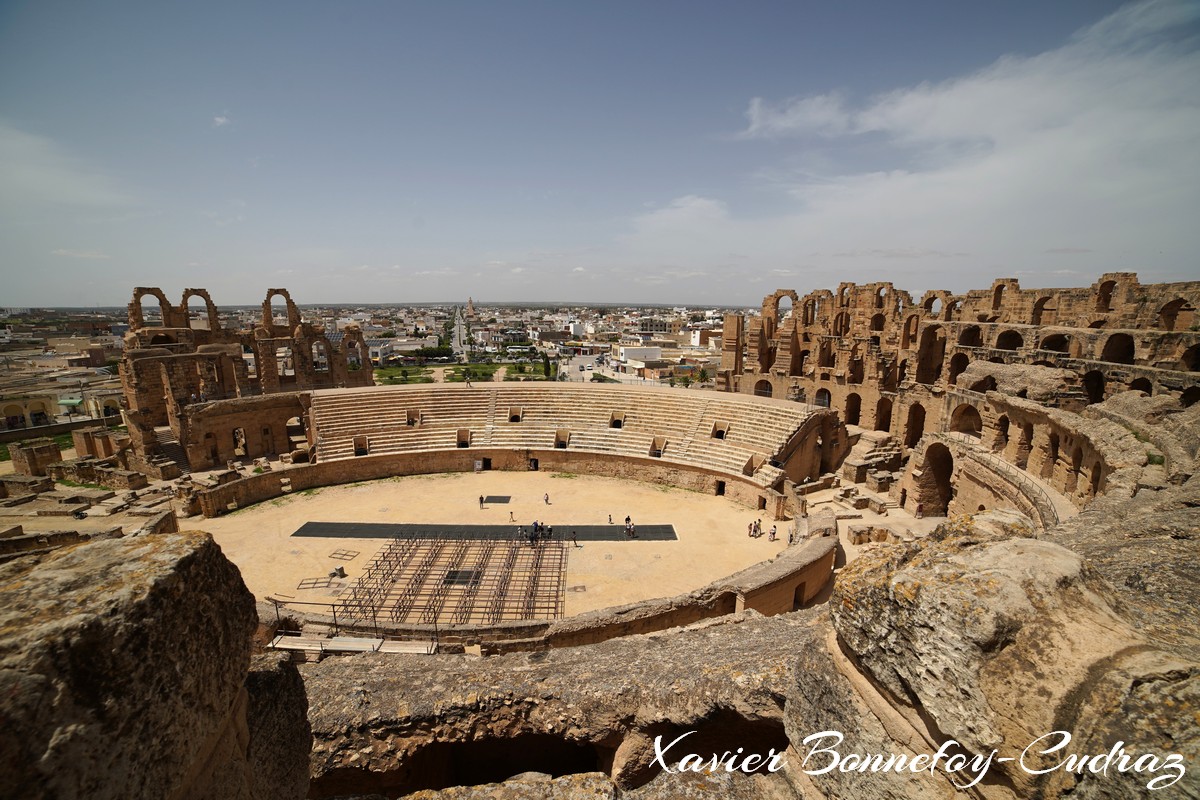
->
841, 429, 902, 484
153, 427, 191, 476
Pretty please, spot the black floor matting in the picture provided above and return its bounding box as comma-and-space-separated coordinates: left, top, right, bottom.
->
292, 521, 677, 542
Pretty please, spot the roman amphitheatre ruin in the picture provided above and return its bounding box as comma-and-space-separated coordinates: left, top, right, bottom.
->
2, 273, 1198, 799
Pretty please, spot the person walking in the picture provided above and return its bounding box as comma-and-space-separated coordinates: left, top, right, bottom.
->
769, 525, 777, 541
571, 530, 581, 548
608, 514, 613, 524
479, 495, 485, 509
748, 521, 754, 538
509, 510, 515, 522
544, 492, 550, 504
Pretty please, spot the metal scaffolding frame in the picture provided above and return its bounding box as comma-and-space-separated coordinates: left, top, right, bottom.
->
339, 534, 567, 627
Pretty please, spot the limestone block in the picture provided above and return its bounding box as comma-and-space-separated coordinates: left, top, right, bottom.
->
0, 532, 266, 800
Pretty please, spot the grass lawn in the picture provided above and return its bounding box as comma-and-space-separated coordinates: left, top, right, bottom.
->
374, 366, 434, 385
0, 431, 79, 462
445, 363, 505, 382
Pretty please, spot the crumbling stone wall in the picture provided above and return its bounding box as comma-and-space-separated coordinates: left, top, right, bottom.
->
9, 438, 62, 477
181, 393, 305, 471
0, 532, 310, 800
119, 287, 373, 474
722, 273, 1199, 522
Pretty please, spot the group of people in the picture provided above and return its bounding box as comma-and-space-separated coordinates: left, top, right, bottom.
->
518, 520, 553, 545
747, 519, 777, 541
624, 514, 637, 539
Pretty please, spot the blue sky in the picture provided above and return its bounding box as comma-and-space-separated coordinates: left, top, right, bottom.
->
2, 0, 1197, 306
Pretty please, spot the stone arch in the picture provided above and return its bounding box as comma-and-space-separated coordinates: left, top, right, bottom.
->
1181, 386, 1200, 408
1066, 445, 1084, 494
948, 353, 970, 386
1039, 332, 1072, 353
1041, 431, 1060, 480
904, 403, 926, 448
901, 314, 920, 349
764, 289, 800, 325
943, 299, 961, 321
1128, 377, 1152, 395
1016, 423, 1034, 469
311, 338, 332, 373
870, 313, 886, 332
262, 288, 301, 330
958, 326, 983, 347
875, 396, 893, 432
1095, 279, 1116, 313
920, 292, 946, 316
832, 312, 851, 337
343, 328, 369, 370
919, 442, 954, 516
844, 393, 861, 426
950, 404, 982, 438
915, 325, 946, 384
1100, 333, 1135, 365
1083, 370, 1105, 404
802, 300, 816, 326
1157, 298, 1195, 332
1031, 296, 1052, 325
992, 415, 1010, 452
874, 286, 887, 309
969, 374, 997, 393
847, 356, 864, 384
1089, 461, 1103, 497
754, 379, 772, 398
992, 283, 1006, 310
1182, 344, 1200, 372
2, 403, 26, 428
995, 330, 1024, 350
179, 288, 220, 332
818, 340, 835, 368
837, 285, 851, 307
129, 287, 173, 330
814, 388, 831, 408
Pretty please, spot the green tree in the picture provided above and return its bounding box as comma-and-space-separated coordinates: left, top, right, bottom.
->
680, 375, 692, 388
698, 368, 709, 384
542, 353, 551, 377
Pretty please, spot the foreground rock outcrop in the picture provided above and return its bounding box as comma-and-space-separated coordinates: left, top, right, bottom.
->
831, 511, 1198, 798
0, 532, 311, 800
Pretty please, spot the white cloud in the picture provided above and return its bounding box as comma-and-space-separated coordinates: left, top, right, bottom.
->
572, 267, 586, 273
614, 0, 1199, 292
741, 93, 850, 139
51, 248, 110, 260
212, 114, 230, 127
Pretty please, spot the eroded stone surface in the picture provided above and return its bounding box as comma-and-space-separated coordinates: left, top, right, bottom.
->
0, 532, 309, 800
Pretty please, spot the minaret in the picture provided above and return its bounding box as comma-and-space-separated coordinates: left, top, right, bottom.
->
465, 297, 477, 319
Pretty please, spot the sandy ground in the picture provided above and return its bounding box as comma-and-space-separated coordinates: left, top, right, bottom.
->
195, 470, 796, 617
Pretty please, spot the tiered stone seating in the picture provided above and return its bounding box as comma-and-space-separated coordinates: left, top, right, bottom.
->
308, 384, 814, 483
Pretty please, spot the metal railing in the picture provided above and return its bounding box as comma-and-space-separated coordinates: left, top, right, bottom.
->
930, 431, 1061, 529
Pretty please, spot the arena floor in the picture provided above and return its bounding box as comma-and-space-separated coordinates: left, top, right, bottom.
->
196, 471, 797, 620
